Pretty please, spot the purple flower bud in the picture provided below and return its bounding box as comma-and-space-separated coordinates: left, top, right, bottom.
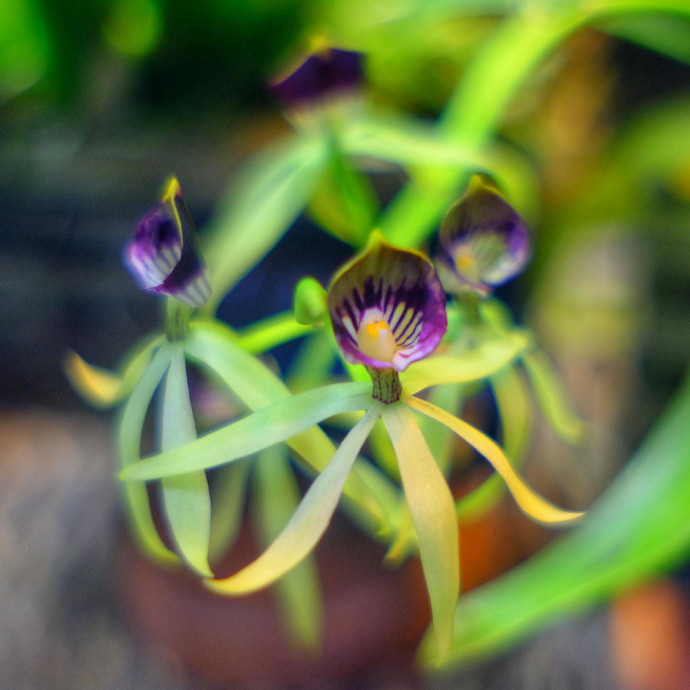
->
436, 175, 530, 297
270, 45, 363, 110
125, 178, 211, 308
328, 233, 447, 371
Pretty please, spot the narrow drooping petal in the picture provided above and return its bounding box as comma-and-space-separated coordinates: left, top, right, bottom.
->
206, 403, 381, 594
270, 45, 363, 109
381, 402, 459, 660
328, 232, 448, 371
437, 175, 530, 296
407, 395, 584, 525
125, 177, 211, 307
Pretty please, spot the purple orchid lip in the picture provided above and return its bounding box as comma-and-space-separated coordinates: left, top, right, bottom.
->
437, 175, 530, 296
125, 178, 211, 308
328, 233, 447, 372
270, 45, 363, 109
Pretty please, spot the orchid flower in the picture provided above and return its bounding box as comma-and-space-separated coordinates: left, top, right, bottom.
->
125, 177, 211, 309
119, 233, 584, 659
436, 174, 530, 298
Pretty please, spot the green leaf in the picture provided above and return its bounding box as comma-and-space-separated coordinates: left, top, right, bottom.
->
203, 135, 328, 313
159, 344, 212, 576
207, 403, 382, 594
116, 343, 177, 565
421, 366, 690, 669
253, 445, 322, 648
120, 380, 372, 480
407, 396, 583, 525
382, 402, 460, 661
401, 334, 529, 395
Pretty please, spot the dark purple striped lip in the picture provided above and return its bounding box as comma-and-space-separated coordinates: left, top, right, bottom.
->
125, 178, 211, 308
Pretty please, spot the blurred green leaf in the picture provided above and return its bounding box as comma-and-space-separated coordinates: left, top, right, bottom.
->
204, 135, 328, 313
159, 344, 212, 576
307, 145, 379, 246
421, 366, 690, 669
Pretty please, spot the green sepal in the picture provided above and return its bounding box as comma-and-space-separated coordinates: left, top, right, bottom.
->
159, 344, 213, 576
116, 343, 178, 566
253, 445, 322, 648
382, 402, 459, 662
65, 333, 162, 409
182, 320, 399, 534
522, 350, 585, 444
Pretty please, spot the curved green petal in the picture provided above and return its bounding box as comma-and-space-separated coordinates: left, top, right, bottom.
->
406, 396, 584, 526
184, 320, 398, 533
522, 350, 585, 444
65, 334, 161, 408
253, 445, 322, 648
401, 334, 529, 396
120, 381, 372, 481
159, 344, 212, 576
207, 403, 381, 594
117, 343, 177, 565
381, 402, 459, 661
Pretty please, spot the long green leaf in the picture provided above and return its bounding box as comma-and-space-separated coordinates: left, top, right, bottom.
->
159, 344, 213, 576
116, 344, 177, 565
207, 403, 382, 594
382, 402, 460, 661
203, 135, 327, 313
421, 366, 690, 669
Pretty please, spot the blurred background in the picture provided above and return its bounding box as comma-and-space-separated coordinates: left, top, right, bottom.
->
2, 0, 690, 688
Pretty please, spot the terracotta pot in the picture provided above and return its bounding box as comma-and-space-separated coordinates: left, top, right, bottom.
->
117, 514, 430, 688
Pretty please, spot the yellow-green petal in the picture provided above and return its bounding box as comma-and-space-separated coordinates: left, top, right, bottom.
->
381, 402, 459, 661
406, 396, 584, 526
207, 403, 382, 594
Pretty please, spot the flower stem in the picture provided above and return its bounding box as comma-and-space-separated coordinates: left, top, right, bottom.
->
366, 366, 402, 404
166, 300, 192, 342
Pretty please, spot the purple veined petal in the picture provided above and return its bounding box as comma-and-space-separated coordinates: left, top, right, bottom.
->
270, 44, 364, 109
125, 178, 211, 308
437, 175, 531, 296
328, 232, 448, 371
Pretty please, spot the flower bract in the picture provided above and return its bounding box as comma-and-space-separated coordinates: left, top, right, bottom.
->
327, 232, 448, 372
125, 177, 211, 307
436, 175, 530, 296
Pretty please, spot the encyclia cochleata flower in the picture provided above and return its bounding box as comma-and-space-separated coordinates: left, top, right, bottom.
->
125, 177, 211, 308
436, 174, 530, 297
270, 44, 364, 111
328, 232, 447, 401
120, 232, 584, 659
